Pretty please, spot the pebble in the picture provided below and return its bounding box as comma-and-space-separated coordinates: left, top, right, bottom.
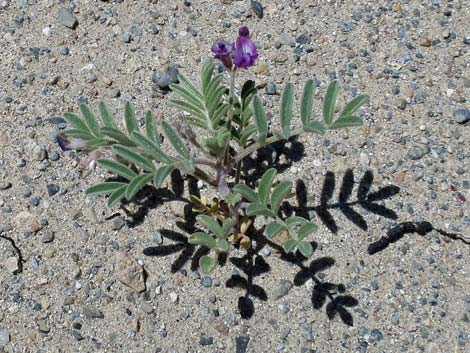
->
4, 257, 19, 273
46, 184, 60, 196
140, 302, 154, 314
29, 196, 40, 207
407, 147, 427, 160
156, 66, 179, 89
58, 8, 78, 29
41, 232, 55, 243
200, 276, 212, 287
37, 320, 50, 333
115, 252, 146, 292
452, 109, 470, 124
236, 336, 250, 353
112, 216, 126, 230
121, 33, 132, 43
0, 330, 9, 345
82, 306, 104, 319
251, 1, 263, 19
199, 335, 214, 346
265, 83, 277, 95
272, 280, 293, 300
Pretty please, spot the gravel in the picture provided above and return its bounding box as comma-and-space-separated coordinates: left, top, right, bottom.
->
0, 0, 468, 352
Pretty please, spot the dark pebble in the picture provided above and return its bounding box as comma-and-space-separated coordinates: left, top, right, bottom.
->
4, 96, 13, 103
199, 335, 214, 346
156, 66, 179, 89
29, 196, 40, 206
46, 184, 60, 196
296, 33, 309, 45
265, 83, 277, 95
251, 1, 263, 19
452, 109, 470, 124
236, 336, 250, 353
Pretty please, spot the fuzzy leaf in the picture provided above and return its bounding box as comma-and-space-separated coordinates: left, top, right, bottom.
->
124, 101, 139, 135
62, 129, 93, 140
169, 99, 207, 122
145, 111, 159, 144
258, 168, 277, 205
199, 255, 217, 273
221, 219, 236, 237
283, 238, 297, 253
98, 102, 117, 128
97, 159, 137, 180
246, 203, 274, 217
153, 165, 173, 188
64, 112, 91, 134
107, 185, 127, 207
113, 145, 155, 172
253, 95, 268, 142
280, 83, 294, 138
340, 94, 368, 118
125, 173, 153, 200
86, 182, 127, 196
265, 221, 286, 239
216, 239, 230, 252
286, 216, 308, 229
132, 131, 172, 164
233, 184, 259, 203
328, 115, 363, 129
296, 222, 318, 241
162, 121, 190, 159
201, 61, 215, 95
323, 80, 339, 125
177, 74, 204, 101
270, 181, 292, 215
297, 241, 313, 257
303, 121, 326, 135
301, 79, 316, 126
169, 83, 205, 110
189, 232, 216, 249
101, 127, 136, 147
79, 104, 101, 137
87, 138, 113, 147
197, 215, 223, 238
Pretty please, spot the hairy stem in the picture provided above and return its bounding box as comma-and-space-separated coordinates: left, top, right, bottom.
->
223, 70, 236, 165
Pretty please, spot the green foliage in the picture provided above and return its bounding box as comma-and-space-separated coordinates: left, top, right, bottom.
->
60, 57, 369, 273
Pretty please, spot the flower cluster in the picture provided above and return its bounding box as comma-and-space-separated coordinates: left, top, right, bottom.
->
211, 26, 258, 70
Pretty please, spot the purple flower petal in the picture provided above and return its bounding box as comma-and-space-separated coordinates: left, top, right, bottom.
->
233, 27, 258, 69
211, 40, 234, 69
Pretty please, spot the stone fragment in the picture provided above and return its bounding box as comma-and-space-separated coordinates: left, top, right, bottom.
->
82, 306, 104, 319
115, 252, 146, 292
58, 8, 78, 29
272, 280, 293, 299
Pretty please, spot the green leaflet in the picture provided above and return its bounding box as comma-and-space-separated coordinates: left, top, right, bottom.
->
199, 255, 217, 273
285, 216, 308, 229
62, 129, 93, 140
340, 94, 368, 118
201, 60, 215, 95
169, 83, 205, 110
270, 181, 292, 215
79, 104, 101, 137
177, 74, 204, 101
64, 112, 91, 134
113, 145, 155, 172
107, 185, 127, 207
145, 111, 159, 144
87, 138, 113, 147
153, 165, 173, 188
264, 221, 285, 239
132, 131, 172, 164
283, 238, 297, 253
253, 95, 268, 142
233, 184, 259, 203
323, 80, 339, 126
303, 121, 326, 135
98, 102, 117, 128
197, 215, 223, 238
328, 115, 363, 129
246, 203, 274, 217
297, 241, 313, 257
189, 232, 216, 249
296, 222, 318, 241
162, 121, 190, 159
301, 79, 316, 127
125, 173, 153, 200
86, 182, 127, 196
124, 101, 139, 135
280, 83, 294, 138
97, 159, 137, 180
101, 127, 136, 147
258, 168, 276, 205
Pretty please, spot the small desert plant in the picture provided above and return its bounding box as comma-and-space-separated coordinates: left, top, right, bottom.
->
58, 27, 368, 273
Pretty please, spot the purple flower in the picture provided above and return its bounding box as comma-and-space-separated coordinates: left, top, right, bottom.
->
211, 40, 234, 69
56, 133, 88, 151
233, 26, 258, 69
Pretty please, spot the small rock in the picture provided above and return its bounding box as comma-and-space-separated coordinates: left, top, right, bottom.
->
41, 232, 55, 243
200, 276, 213, 287
37, 320, 50, 333
419, 37, 432, 47
251, 1, 263, 19
4, 257, 19, 273
140, 302, 154, 314
272, 280, 293, 300
199, 335, 214, 346
115, 252, 146, 292
0, 330, 9, 345
112, 216, 126, 230
0, 181, 12, 190
236, 336, 250, 353
46, 184, 60, 196
58, 8, 78, 29
82, 306, 104, 319
407, 147, 427, 160
169, 292, 179, 303
121, 33, 132, 43
156, 66, 179, 89
265, 83, 277, 95
452, 109, 470, 124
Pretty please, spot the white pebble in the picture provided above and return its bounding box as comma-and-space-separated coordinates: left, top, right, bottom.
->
42, 26, 52, 36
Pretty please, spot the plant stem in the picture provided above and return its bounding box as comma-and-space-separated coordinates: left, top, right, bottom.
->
231, 128, 305, 166
223, 69, 236, 165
